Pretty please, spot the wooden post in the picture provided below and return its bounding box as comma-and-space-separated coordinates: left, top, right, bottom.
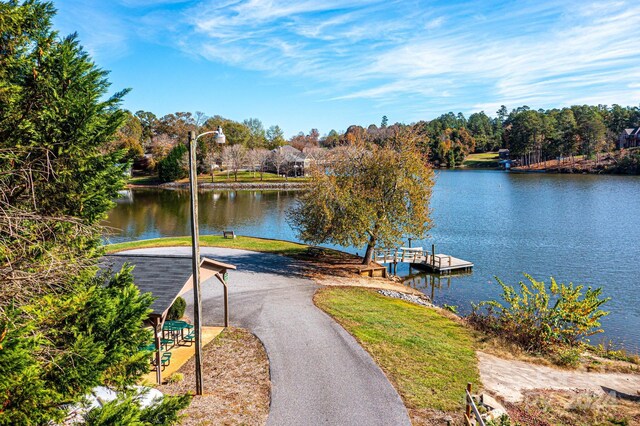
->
188, 131, 204, 395
431, 244, 435, 268
154, 317, 162, 385
223, 281, 229, 328
465, 382, 472, 419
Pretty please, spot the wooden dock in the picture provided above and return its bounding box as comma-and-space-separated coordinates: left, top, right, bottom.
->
374, 246, 473, 275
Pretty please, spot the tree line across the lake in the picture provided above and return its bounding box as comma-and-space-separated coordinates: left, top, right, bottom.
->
116, 103, 640, 180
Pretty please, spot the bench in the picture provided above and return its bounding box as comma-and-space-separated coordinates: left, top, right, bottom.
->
357, 265, 388, 278
161, 352, 172, 370
182, 332, 195, 347
150, 351, 172, 371
223, 230, 236, 239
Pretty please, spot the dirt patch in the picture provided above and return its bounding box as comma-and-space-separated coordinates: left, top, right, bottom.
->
158, 327, 270, 426
292, 249, 369, 277
407, 407, 466, 425
312, 273, 425, 295
294, 249, 424, 295
478, 351, 640, 404
505, 389, 640, 426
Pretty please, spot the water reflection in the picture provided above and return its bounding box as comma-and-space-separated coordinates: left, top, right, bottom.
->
105, 189, 303, 245
401, 271, 474, 304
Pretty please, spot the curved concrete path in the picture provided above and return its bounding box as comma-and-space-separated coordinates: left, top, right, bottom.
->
123, 247, 410, 426
479, 352, 640, 403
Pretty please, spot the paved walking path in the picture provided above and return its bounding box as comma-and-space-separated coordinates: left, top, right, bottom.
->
123, 247, 411, 426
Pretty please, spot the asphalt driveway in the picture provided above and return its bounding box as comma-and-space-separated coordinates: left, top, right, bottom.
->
122, 247, 410, 426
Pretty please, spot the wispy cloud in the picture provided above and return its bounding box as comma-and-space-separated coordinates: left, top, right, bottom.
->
55, 0, 640, 118
53, 0, 131, 60
425, 17, 445, 30
178, 0, 639, 112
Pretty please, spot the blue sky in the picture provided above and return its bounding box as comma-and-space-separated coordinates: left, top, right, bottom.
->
53, 0, 640, 137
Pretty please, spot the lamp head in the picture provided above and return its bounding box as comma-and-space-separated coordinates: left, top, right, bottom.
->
215, 126, 226, 144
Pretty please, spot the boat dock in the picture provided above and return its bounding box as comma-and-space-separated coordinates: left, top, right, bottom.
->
374, 245, 473, 275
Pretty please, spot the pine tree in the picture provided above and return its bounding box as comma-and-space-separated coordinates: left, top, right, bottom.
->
0, 1, 190, 423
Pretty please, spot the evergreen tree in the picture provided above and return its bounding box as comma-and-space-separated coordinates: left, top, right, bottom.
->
157, 143, 188, 182
266, 124, 286, 149
0, 1, 190, 423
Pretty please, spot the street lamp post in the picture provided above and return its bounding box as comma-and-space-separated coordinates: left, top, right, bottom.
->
187, 126, 225, 395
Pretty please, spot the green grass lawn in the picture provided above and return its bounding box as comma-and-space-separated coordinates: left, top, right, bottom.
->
127, 171, 311, 185
314, 287, 479, 414
462, 152, 500, 168
189, 171, 311, 184
104, 235, 309, 256
127, 175, 163, 185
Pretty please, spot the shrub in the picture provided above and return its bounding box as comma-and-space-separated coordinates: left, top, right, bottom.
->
167, 297, 186, 320
84, 393, 191, 425
555, 347, 582, 368
157, 144, 188, 182
468, 274, 609, 354
167, 373, 184, 383
612, 150, 640, 175
487, 415, 519, 426
443, 304, 458, 314
594, 341, 640, 364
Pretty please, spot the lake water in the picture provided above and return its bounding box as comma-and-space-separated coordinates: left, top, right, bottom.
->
105, 170, 640, 351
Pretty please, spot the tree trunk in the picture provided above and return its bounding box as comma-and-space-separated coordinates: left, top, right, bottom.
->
362, 235, 376, 265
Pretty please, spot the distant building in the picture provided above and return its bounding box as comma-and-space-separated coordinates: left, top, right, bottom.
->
270, 145, 312, 176
618, 127, 640, 149
498, 149, 510, 159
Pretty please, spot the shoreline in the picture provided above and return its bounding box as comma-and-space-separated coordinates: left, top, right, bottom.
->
127, 181, 310, 190
126, 166, 639, 191
456, 166, 637, 175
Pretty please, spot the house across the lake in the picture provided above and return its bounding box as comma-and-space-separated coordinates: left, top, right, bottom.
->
269, 145, 312, 176
618, 127, 640, 149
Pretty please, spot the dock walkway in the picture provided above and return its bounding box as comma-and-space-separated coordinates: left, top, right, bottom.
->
374, 247, 473, 274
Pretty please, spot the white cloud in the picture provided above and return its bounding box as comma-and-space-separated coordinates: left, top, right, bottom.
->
56, 0, 640, 115
425, 17, 445, 30
54, 1, 130, 60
